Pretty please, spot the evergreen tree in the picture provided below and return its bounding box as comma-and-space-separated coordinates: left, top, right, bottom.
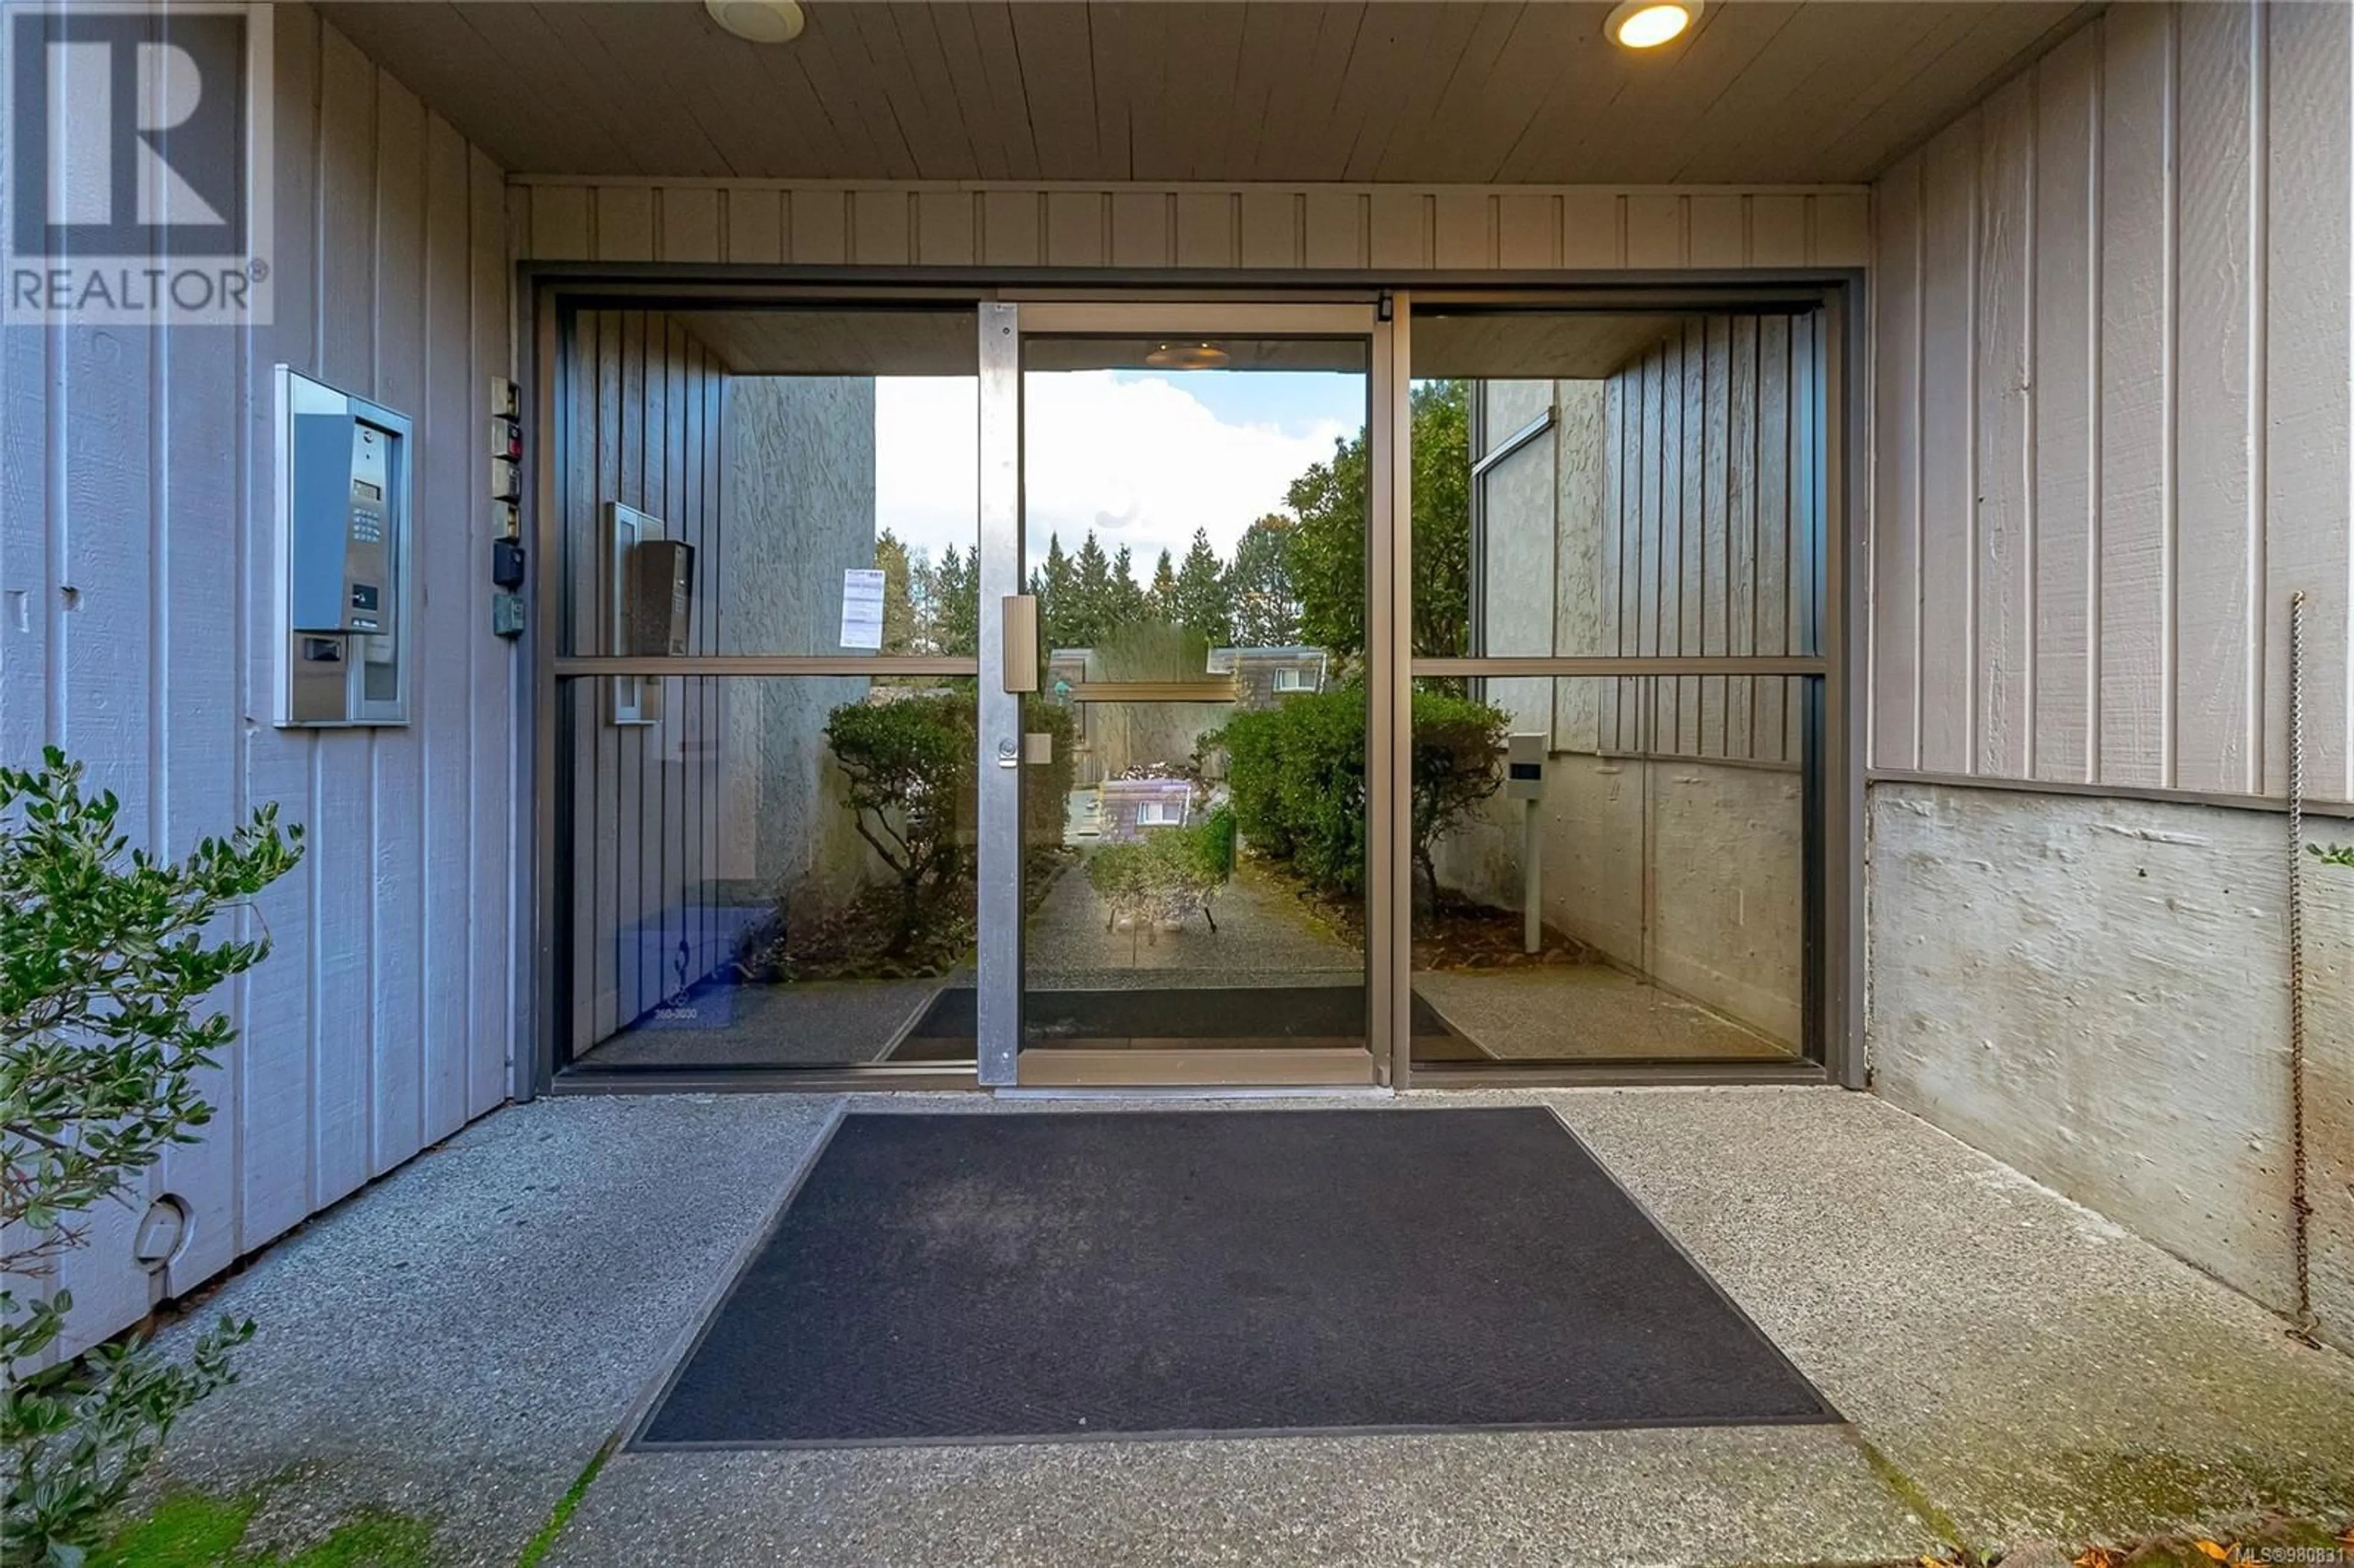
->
1037, 533, 1076, 649
1227, 514, 1301, 647
1148, 549, 1178, 619
1107, 543, 1147, 626
1069, 530, 1114, 647
923, 542, 981, 657
1170, 526, 1234, 648
875, 528, 919, 655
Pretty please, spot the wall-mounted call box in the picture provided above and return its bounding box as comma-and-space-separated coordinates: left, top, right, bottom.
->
275, 368, 414, 726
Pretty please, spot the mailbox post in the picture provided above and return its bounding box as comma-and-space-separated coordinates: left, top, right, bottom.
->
1506, 733, 1546, 954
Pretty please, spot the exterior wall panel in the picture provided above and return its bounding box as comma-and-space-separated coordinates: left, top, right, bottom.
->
1867, 1, 2354, 1348
1868, 4, 2354, 804
0, 4, 517, 1356
507, 180, 1874, 273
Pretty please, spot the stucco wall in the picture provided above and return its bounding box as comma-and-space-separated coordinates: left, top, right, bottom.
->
1867, 782, 2354, 1347
716, 376, 878, 912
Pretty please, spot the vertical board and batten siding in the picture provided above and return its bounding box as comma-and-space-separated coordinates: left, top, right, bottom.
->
1868, 3, 2354, 802
505, 180, 1873, 273
0, 5, 516, 1356
1598, 313, 1823, 765
564, 313, 726, 1060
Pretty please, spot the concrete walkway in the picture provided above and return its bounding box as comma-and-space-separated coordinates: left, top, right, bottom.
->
1026, 854, 1363, 990
144, 1088, 2354, 1567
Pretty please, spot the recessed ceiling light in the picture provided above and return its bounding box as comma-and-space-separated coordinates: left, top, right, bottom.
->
1143, 342, 1229, 370
1606, 0, 1700, 49
705, 0, 804, 45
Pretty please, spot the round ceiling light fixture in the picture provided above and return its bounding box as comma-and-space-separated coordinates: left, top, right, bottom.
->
1143, 341, 1230, 370
1606, 0, 1700, 49
705, 0, 804, 45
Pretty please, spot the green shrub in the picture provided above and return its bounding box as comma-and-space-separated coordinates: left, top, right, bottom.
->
1407, 690, 1510, 897
1216, 689, 1366, 892
825, 695, 974, 953
1213, 687, 1506, 899
3, 748, 303, 1564
1021, 696, 1077, 851
1086, 812, 1232, 937
823, 693, 1076, 953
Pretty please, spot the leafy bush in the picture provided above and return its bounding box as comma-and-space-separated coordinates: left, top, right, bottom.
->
1021, 697, 1076, 851
824, 693, 1076, 953
2312, 842, 2354, 869
3, 748, 303, 1564
1214, 687, 1506, 899
824, 695, 974, 953
1407, 691, 1510, 897
1085, 809, 1233, 937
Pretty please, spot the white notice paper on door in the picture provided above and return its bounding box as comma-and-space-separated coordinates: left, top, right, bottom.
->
839, 568, 885, 650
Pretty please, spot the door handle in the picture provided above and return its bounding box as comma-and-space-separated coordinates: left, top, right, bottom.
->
1001, 594, 1039, 693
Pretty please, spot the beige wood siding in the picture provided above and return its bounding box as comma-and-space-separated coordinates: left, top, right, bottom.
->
563, 313, 726, 1059
508, 180, 1872, 272
1868, 3, 2353, 803
0, 4, 514, 1355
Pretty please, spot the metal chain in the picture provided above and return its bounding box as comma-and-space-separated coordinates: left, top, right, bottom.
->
2285, 590, 2317, 1345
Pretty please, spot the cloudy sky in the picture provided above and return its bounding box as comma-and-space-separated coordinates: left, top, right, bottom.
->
874, 370, 1364, 579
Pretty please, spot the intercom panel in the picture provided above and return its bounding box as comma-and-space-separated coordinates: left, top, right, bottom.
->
277, 368, 414, 726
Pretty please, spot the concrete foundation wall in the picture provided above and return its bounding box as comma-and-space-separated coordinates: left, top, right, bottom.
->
1436, 756, 1804, 1048
1867, 782, 2354, 1347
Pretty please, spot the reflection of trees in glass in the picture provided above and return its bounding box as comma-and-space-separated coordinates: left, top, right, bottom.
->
1287, 379, 1471, 661
1228, 514, 1300, 647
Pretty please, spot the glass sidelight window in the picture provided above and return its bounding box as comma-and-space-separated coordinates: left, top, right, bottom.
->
554, 306, 985, 1075
1403, 308, 1829, 1069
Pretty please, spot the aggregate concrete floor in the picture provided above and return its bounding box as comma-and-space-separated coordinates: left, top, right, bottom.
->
143, 1087, 2354, 1568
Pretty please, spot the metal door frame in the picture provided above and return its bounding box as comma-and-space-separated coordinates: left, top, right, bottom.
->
975, 299, 1398, 1088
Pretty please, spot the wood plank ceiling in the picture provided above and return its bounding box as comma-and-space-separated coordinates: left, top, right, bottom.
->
313, 1, 2094, 186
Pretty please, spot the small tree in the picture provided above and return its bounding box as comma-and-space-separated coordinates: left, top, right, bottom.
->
3, 748, 303, 1564
823, 697, 974, 953
1408, 690, 1508, 902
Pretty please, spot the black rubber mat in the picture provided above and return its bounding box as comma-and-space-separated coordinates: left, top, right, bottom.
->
886, 984, 1485, 1060
637, 1108, 1836, 1446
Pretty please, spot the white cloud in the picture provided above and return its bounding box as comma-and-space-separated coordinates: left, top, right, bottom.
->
874, 372, 1351, 574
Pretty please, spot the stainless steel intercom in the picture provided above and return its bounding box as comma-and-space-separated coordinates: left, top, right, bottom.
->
276, 368, 413, 726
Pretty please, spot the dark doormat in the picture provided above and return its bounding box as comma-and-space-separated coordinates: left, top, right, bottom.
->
636, 1108, 1836, 1447
885, 985, 1487, 1060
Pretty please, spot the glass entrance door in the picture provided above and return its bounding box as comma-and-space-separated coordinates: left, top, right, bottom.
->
973, 303, 1396, 1087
